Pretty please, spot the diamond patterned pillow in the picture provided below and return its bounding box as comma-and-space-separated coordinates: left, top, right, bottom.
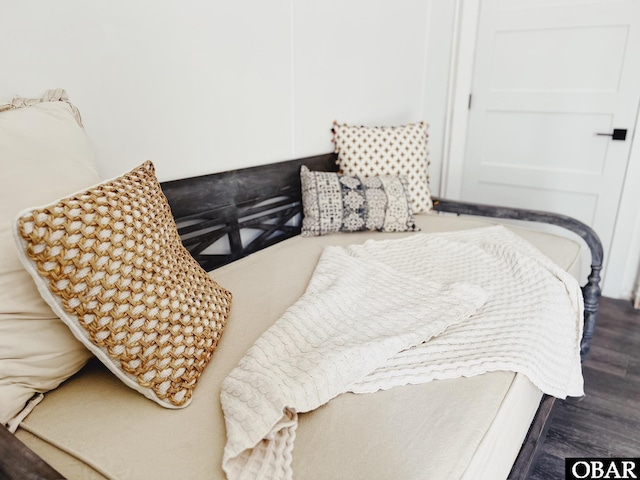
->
332, 121, 433, 213
300, 165, 418, 236
14, 161, 232, 408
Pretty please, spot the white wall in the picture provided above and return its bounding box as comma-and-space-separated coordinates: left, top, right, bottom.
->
1, 0, 456, 192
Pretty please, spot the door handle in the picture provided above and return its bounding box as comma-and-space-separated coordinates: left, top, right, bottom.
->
596, 129, 627, 141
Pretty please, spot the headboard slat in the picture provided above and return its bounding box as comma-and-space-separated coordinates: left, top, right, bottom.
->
161, 153, 338, 270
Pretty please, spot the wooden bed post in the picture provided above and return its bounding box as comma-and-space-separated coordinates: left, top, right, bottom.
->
581, 263, 602, 358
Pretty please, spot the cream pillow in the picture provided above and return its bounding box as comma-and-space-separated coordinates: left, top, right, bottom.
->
332, 121, 433, 213
0, 94, 101, 428
14, 161, 233, 408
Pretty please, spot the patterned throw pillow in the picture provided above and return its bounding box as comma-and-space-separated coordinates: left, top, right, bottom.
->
300, 165, 418, 236
332, 121, 433, 213
14, 161, 232, 409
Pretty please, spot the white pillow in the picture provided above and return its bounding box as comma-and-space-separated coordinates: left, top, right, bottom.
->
333, 121, 433, 213
0, 94, 102, 428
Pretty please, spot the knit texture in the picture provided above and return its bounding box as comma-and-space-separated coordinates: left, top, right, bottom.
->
221, 226, 584, 479
15, 161, 232, 408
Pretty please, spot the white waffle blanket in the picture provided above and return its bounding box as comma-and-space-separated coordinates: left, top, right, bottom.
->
221, 226, 584, 479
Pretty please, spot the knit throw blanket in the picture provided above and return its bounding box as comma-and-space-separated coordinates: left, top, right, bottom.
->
221, 226, 584, 479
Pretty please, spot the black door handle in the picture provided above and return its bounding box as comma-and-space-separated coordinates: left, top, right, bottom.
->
596, 129, 627, 141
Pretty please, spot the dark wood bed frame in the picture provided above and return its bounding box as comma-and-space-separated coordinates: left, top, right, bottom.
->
0, 153, 603, 480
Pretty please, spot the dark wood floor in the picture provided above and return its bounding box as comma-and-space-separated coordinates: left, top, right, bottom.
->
528, 296, 640, 479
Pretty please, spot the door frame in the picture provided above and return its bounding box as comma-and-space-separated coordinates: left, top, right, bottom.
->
440, 0, 479, 200
441, 0, 640, 299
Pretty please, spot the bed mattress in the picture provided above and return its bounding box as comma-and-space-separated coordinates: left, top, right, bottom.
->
14, 213, 582, 479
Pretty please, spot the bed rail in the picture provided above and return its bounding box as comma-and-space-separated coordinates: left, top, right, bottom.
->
432, 198, 603, 359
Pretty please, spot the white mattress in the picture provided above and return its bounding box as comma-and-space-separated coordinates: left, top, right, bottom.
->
15, 213, 582, 479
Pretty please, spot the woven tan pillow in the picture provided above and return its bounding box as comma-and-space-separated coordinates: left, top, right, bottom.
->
333, 121, 433, 213
14, 161, 232, 408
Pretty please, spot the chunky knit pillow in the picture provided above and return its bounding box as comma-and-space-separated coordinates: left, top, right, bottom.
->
300, 166, 418, 236
14, 161, 232, 408
332, 121, 433, 213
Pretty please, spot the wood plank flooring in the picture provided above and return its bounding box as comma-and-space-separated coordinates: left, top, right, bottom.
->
528, 296, 640, 479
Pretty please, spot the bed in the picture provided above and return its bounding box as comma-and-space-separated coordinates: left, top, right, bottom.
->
0, 95, 602, 480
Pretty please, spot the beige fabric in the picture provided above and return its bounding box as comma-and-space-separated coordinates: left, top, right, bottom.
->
5, 394, 44, 433
6, 89, 84, 127
461, 373, 542, 480
15, 214, 582, 479
294, 371, 536, 480
0, 98, 101, 427
14, 161, 233, 408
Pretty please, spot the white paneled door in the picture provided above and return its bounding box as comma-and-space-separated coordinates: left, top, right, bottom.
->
460, 0, 640, 282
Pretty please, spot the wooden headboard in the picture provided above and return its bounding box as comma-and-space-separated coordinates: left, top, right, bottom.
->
161, 153, 338, 271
